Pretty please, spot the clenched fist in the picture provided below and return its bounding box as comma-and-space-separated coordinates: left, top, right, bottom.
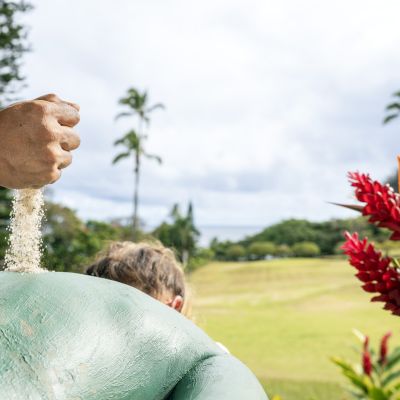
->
0, 93, 80, 189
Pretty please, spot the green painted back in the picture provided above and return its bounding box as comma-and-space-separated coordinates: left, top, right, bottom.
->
0, 272, 268, 399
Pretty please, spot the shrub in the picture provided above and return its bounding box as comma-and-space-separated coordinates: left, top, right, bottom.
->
275, 244, 293, 257
226, 244, 246, 260
291, 242, 320, 257
247, 241, 276, 259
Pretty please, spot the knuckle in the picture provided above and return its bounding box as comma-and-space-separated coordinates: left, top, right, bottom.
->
50, 170, 60, 182
41, 93, 60, 102
74, 111, 81, 124
74, 132, 81, 145
37, 126, 55, 142
43, 148, 58, 165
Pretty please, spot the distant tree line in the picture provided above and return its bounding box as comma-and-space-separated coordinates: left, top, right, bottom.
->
210, 218, 390, 261
1, 186, 397, 271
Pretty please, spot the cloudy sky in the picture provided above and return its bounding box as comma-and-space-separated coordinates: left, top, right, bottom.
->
18, 0, 400, 237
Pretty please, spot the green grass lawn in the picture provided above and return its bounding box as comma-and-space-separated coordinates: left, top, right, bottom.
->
189, 258, 400, 400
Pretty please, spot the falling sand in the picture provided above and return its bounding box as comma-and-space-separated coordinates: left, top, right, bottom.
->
5, 189, 46, 273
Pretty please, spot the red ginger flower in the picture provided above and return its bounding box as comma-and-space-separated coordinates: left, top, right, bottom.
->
362, 336, 372, 376
342, 232, 400, 315
379, 332, 392, 366
348, 172, 400, 240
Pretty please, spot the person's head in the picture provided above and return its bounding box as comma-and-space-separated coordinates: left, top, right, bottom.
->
85, 241, 190, 317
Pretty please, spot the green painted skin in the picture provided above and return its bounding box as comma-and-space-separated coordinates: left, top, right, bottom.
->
0, 272, 268, 399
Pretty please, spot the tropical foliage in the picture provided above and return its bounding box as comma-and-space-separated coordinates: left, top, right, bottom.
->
332, 331, 400, 400
153, 202, 200, 268
0, 0, 32, 105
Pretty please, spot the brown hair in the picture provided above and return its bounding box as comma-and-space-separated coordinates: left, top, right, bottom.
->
85, 241, 191, 317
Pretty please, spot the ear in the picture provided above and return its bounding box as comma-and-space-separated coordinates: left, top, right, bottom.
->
170, 295, 184, 313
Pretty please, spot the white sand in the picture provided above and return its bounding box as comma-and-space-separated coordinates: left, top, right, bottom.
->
5, 189, 46, 273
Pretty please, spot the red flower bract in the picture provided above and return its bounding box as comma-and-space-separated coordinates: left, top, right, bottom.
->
362, 336, 372, 376
342, 232, 400, 315
348, 172, 400, 240
379, 332, 392, 366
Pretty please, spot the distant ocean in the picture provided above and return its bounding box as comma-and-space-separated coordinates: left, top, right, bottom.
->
198, 226, 264, 247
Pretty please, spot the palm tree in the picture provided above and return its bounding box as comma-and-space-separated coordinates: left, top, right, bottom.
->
113, 88, 164, 239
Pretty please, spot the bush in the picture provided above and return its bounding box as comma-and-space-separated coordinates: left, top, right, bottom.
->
275, 244, 293, 257
247, 241, 276, 259
226, 244, 246, 260
291, 242, 320, 257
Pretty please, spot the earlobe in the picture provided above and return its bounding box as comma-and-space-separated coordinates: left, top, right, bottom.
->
171, 295, 184, 313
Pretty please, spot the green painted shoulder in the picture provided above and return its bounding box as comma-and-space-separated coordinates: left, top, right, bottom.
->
0, 272, 268, 399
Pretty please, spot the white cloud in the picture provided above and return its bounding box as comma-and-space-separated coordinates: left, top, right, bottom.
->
16, 0, 400, 238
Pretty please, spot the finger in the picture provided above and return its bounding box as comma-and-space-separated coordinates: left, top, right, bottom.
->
57, 150, 72, 170
59, 126, 80, 151
53, 102, 80, 127
49, 168, 62, 185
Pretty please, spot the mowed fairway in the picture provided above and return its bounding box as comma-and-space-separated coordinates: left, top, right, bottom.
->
189, 258, 400, 399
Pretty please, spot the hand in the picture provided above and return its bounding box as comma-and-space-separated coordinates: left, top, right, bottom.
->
0, 93, 80, 189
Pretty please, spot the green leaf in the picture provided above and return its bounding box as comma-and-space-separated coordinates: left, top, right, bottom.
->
385, 102, 400, 111
144, 152, 162, 164
386, 348, 400, 369
146, 103, 165, 113
331, 356, 357, 373
347, 389, 365, 399
381, 369, 400, 387
368, 387, 389, 400
114, 137, 127, 146
392, 258, 400, 269
343, 371, 370, 393
115, 111, 133, 120
383, 114, 398, 124
112, 152, 130, 164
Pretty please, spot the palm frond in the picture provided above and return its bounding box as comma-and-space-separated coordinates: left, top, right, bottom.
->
112, 151, 131, 164
114, 136, 128, 146
144, 152, 162, 164
146, 103, 165, 113
384, 114, 399, 124
386, 103, 400, 111
115, 111, 133, 121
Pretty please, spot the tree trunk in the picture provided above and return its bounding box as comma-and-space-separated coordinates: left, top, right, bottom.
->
133, 152, 140, 241
182, 249, 189, 269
